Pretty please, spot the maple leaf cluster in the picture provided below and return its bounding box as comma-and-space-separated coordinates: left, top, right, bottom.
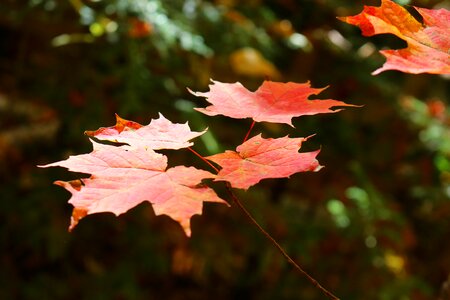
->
40, 80, 354, 236
41, 0, 448, 237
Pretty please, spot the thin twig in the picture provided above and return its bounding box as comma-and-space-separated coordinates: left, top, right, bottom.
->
225, 184, 340, 300
188, 147, 219, 173
188, 147, 339, 300
243, 120, 256, 143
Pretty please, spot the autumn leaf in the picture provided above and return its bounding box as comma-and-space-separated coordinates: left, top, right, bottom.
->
206, 134, 322, 190
229, 47, 281, 79
39, 140, 227, 236
85, 113, 206, 150
190, 80, 355, 126
339, 0, 450, 74
128, 18, 153, 38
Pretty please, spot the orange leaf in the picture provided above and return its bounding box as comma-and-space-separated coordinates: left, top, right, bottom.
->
339, 0, 450, 74
128, 18, 153, 38
207, 134, 322, 190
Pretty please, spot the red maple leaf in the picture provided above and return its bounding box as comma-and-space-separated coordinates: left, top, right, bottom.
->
206, 134, 322, 190
40, 141, 227, 236
190, 80, 355, 126
339, 0, 450, 74
85, 113, 206, 150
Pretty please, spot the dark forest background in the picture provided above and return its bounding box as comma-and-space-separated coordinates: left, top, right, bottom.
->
1, 0, 449, 299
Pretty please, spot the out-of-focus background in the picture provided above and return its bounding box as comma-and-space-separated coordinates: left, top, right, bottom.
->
1, 0, 449, 299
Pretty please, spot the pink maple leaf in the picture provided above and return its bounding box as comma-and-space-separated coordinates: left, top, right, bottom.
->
85, 113, 206, 150
39, 140, 227, 236
190, 80, 355, 126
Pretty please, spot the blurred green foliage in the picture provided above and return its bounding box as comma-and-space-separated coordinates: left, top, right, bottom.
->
1, 0, 449, 299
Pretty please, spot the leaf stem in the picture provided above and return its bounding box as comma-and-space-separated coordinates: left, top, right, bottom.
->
188, 147, 339, 300
188, 147, 219, 173
225, 185, 340, 300
243, 120, 256, 143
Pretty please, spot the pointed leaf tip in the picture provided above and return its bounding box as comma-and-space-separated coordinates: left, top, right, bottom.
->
69, 207, 88, 232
